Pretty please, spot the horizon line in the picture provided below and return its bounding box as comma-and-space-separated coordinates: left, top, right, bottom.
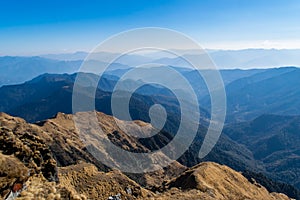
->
2, 47, 300, 57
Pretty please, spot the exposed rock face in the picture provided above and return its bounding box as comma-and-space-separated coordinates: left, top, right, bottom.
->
0, 112, 293, 200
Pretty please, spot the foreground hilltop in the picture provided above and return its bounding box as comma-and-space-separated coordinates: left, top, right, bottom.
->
0, 112, 291, 200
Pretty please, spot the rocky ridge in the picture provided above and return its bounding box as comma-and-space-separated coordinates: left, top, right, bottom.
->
0, 112, 292, 200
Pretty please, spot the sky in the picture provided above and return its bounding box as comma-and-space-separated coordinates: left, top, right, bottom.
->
1, 0, 300, 55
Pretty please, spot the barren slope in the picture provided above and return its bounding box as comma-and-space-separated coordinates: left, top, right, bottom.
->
0, 112, 292, 200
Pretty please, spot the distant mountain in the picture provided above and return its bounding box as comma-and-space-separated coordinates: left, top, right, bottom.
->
210, 49, 300, 69
0, 54, 271, 97
40, 51, 88, 60
0, 56, 81, 86
41, 51, 153, 66
219, 68, 266, 84
0, 56, 131, 86
0, 72, 207, 123
105, 67, 265, 103
152, 49, 300, 69
223, 67, 300, 122
224, 114, 300, 190
41, 49, 300, 69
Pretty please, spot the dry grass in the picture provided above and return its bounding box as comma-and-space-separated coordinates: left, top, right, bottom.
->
0, 112, 293, 200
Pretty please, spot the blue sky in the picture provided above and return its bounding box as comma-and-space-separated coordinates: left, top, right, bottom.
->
1, 0, 300, 55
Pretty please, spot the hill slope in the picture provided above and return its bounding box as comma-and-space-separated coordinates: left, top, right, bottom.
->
224, 67, 300, 122
164, 162, 290, 200
224, 114, 300, 190
0, 113, 292, 200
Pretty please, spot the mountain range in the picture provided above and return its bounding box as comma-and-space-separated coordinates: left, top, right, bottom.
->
224, 67, 300, 122
40, 49, 300, 69
3, 48, 300, 86
1, 54, 300, 199
0, 67, 300, 198
0, 72, 258, 173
